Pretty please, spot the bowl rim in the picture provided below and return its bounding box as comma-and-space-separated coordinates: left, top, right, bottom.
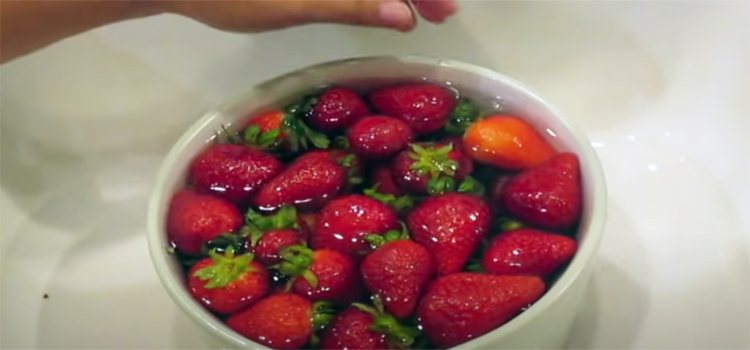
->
147, 54, 608, 349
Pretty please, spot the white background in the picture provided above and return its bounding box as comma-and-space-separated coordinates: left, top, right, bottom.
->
1, 1, 749, 349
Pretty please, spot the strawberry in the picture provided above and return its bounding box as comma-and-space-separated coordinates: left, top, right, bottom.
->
187, 247, 269, 314
249, 229, 304, 266
417, 273, 546, 348
243, 108, 330, 152
406, 193, 491, 275
370, 164, 402, 196
462, 115, 556, 170
361, 226, 435, 318
276, 245, 364, 305
347, 116, 414, 159
226, 293, 336, 349
304, 149, 364, 187
391, 141, 474, 195
253, 150, 347, 212
297, 212, 319, 238
482, 228, 577, 278
369, 83, 457, 135
363, 184, 414, 214
299, 86, 371, 132
167, 189, 243, 255
188, 143, 284, 204
497, 152, 582, 230
312, 194, 400, 257
320, 299, 420, 350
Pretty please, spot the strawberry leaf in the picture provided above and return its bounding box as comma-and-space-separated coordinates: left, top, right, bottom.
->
193, 247, 256, 289
457, 176, 486, 196
445, 97, 481, 135
310, 301, 337, 346
364, 222, 410, 249
408, 143, 459, 179
245, 206, 300, 233
274, 245, 316, 284
426, 176, 457, 195
364, 184, 414, 212
334, 135, 350, 149
355, 296, 420, 348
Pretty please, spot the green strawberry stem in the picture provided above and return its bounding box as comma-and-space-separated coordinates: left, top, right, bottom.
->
353, 296, 420, 348
456, 176, 486, 196
426, 176, 457, 195
243, 124, 281, 150
333, 135, 350, 149
338, 153, 363, 185
309, 301, 337, 346
275, 245, 318, 288
243, 205, 300, 247
202, 232, 246, 255
283, 103, 330, 152
494, 217, 525, 232
364, 184, 413, 211
444, 97, 481, 135
193, 247, 256, 289
364, 222, 410, 249
408, 143, 459, 179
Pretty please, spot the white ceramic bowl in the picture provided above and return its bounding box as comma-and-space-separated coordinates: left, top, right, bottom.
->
147, 55, 607, 350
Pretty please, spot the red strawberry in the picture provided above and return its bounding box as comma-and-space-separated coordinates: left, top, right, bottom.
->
302, 87, 371, 132
254, 151, 347, 212
167, 189, 243, 255
391, 141, 474, 195
497, 152, 582, 230
417, 273, 546, 348
297, 212, 319, 238
188, 143, 283, 204
312, 194, 400, 257
407, 193, 491, 275
369, 83, 457, 135
320, 301, 420, 350
187, 247, 269, 314
370, 165, 402, 196
243, 109, 330, 152
347, 116, 414, 159
361, 227, 435, 318
226, 293, 336, 350
482, 228, 577, 278
304, 149, 364, 187
276, 245, 364, 305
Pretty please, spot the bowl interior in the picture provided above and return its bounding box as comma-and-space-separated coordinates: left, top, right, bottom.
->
147, 56, 607, 349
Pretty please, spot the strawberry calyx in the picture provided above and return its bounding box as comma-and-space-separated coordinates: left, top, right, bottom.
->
283, 103, 331, 152
364, 222, 410, 249
494, 217, 525, 232
202, 232, 246, 255
337, 153, 364, 185
243, 205, 300, 246
310, 300, 337, 346
353, 296, 420, 348
444, 97, 481, 135
364, 184, 413, 212
243, 124, 282, 150
274, 244, 319, 288
456, 176, 486, 196
408, 143, 459, 178
193, 246, 257, 289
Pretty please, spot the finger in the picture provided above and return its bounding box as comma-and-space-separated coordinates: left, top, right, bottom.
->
411, 0, 458, 23
299, 0, 416, 32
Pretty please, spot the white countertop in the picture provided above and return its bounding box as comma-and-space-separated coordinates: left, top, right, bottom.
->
1, 1, 749, 349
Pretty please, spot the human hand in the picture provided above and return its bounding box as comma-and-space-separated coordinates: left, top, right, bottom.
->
164, 0, 458, 33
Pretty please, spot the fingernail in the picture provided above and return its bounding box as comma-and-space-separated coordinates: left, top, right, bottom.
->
379, 1, 414, 30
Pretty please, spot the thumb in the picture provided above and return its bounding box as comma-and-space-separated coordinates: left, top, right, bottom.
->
298, 0, 416, 32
